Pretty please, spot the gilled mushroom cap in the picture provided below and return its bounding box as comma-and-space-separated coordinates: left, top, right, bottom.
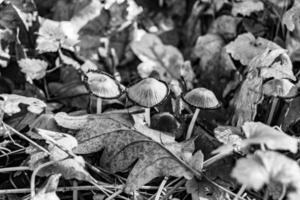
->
263, 79, 298, 98
182, 87, 220, 109
84, 71, 122, 99
127, 78, 169, 108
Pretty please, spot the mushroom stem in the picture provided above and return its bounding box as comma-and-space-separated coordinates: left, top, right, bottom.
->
96, 98, 102, 114
186, 108, 200, 139
267, 97, 278, 125
145, 108, 151, 126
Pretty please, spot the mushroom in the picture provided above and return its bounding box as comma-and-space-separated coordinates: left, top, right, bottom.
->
84, 71, 123, 114
127, 78, 169, 126
182, 87, 220, 139
262, 79, 298, 124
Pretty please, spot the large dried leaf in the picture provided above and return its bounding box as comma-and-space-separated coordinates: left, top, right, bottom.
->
232, 0, 264, 16
232, 151, 300, 197
0, 94, 46, 115
110, 140, 196, 193
75, 124, 198, 193
225, 33, 280, 66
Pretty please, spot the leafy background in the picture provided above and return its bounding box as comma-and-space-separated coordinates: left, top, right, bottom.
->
1, 0, 300, 200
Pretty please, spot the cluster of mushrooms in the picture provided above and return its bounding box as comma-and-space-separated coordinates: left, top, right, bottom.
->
83, 70, 220, 139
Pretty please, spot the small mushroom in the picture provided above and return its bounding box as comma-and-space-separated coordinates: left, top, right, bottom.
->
127, 78, 169, 126
182, 87, 220, 139
84, 71, 123, 114
262, 79, 298, 125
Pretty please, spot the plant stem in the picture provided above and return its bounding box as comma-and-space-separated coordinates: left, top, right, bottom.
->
267, 97, 278, 125
145, 108, 151, 126
0, 166, 30, 173
106, 188, 123, 200
96, 98, 102, 114
203, 153, 228, 168
73, 181, 78, 200
234, 184, 247, 200
186, 108, 200, 139
155, 176, 168, 200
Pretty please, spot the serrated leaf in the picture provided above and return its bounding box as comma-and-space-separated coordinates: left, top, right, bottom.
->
225, 33, 281, 66
18, 58, 48, 83
283, 1, 300, 31
0, 94, 46, 115
232, 0, 264, 16
232, 151, 300, 195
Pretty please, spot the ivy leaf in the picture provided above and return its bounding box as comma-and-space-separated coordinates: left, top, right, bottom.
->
283, 1, 300, 31
232, 151, 300, 196
232, 0, 264, 16
32, 174, 61, 200
225, 33, 280, 66
18, 58, 48, 83
0, 94, 46, 115
214, 125, 243, 145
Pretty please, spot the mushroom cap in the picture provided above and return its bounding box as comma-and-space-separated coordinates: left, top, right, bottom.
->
263, 79, 298, 98
127, 78, 169, 108
182, 87, 220, 109
84, 71, 122, 99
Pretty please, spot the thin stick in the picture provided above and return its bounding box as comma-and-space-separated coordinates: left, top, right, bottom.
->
0, 166, 30, 173
145, 108, 151, 126
278, 185, 286, 200
31, 160, 58, 198
203, 153, 228, 168
4, 124, 50, 155
154, 176, 168, 200
161, 179, 186, 200
233, 184, 247, 200
106, 188, 123, 200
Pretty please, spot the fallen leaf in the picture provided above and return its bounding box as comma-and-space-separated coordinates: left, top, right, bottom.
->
232, 0, 264, 16
225, 33, 280, 66
232, 151, 300, 194
0, 94, 46, 115
186, 177, 230, 200
283, 1, 300, 31
242, 122, 298, 153
18, 58, 48, 83
32, 174, 61, 200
